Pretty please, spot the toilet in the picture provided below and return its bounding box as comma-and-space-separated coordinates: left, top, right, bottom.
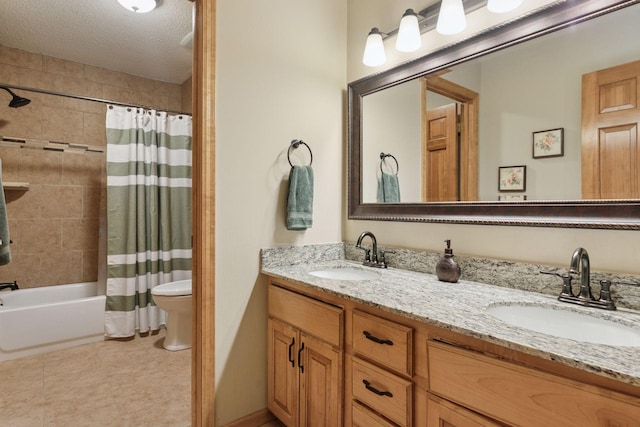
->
151, 279, 192, 351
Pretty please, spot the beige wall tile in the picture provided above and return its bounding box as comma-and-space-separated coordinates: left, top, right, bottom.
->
5, 185, 42, 219
18, 149, 63, 185
31, 91, 64, 110
16, 218, 62, 253
38, 250, 82, 286
0, 253, 41, 288
0, 103, 44, 140
0, 45, 42, 71
84, 65, 122, 87
102, 84, 137, 105
62, 218, 99, 250
154, 80, 182, 100
82, 186, 101, 218
83, 112, 107, 147
0, 147, 21, 181
40, 106, 84, 144
168, 97, 184, 113
122, 74, 156, 93
18, 68, 64, 92
62, 151, 103, 186
82, 249, 98, 282
0, 63, 21, 85
40, 185, 83, 219
42, 56, 84, 79
62, 77, 103, 100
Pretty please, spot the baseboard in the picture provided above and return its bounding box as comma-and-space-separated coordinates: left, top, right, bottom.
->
222, 408, 276, 427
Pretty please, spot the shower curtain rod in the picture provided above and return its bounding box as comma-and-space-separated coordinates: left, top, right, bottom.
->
0, 83, 191, 116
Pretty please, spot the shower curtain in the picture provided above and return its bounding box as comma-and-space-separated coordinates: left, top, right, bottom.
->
105, 106, 192, 337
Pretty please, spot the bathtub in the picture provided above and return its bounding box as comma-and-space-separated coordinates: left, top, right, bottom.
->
0, 282, 105, 361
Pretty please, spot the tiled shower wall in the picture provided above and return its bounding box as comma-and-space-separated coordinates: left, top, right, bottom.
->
0, 44, 190, 288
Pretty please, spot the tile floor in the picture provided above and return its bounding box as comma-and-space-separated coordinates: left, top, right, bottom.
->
0, 329, 191, 427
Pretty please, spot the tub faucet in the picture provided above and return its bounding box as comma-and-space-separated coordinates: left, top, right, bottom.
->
0, 281, 19, 291
569, 247, 592, 300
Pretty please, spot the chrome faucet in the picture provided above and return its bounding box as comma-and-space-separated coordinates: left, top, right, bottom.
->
569, 247, 592, 301
355, 231, 391, 268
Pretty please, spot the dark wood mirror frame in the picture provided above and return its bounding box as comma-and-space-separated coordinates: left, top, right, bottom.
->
348, 0, 640, 230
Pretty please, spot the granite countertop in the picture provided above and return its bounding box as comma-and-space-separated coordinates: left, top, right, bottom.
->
261, 259, 640, 388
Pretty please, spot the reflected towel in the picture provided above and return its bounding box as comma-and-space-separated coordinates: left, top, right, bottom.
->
287, 165, 314, 230
377, 172, 400, 203
0, 159, 11, 266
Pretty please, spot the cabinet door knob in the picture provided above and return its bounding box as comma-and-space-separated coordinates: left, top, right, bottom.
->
288, 337, 295, 368
298, 342, 305, 373
363, 379, 393, 397
363, 330, 393, 346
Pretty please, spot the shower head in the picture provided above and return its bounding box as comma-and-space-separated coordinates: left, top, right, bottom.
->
1, 87, 31, 108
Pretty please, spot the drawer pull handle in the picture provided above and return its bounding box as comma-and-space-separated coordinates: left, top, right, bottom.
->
363, 380, 393, 397
363, 330, 393, 346
288, 337, 295, 368
298, 342, 305, 373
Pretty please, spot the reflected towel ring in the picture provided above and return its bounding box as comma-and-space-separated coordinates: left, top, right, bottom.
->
287, 139, 313, 167
380, 152, 399, 175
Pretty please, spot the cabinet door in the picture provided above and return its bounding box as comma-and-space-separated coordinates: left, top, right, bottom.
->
299, 332, 343, 427
268, 318, 299, 427
427, 395, 500, 427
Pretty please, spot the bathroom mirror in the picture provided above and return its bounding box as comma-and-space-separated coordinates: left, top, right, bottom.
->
348, 0, 640, 229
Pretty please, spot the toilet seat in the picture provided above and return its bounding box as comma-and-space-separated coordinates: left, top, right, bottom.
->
151, 280, 192, 296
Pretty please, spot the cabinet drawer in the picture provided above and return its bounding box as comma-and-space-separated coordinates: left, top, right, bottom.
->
352, 400, 397, 427
269, 284, 343, 347
352, 356, 412, 426
428, 341, 640, 427
352, 310, 412, 376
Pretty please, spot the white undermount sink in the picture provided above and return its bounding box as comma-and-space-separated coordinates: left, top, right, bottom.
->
487, 304, 640, 347
308, 267, 380, 281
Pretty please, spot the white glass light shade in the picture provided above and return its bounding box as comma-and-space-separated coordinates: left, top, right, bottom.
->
436, 0, 467, 35
395, 9, 422, 53
363, 28, 386, 67
487, 0, 524, 13
117, 0, 157, 13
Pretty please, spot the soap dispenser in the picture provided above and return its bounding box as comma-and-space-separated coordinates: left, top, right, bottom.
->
436, 239, 461, 283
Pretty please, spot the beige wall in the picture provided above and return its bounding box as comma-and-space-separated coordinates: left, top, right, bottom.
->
345, 1, 640, 273
215, 0, 346, 423
0, 44, 184, 288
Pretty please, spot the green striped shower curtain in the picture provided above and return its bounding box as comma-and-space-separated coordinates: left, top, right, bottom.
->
105, 106, 192, 337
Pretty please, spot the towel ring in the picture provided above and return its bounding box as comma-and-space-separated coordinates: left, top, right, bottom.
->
379, 152, 399, 175
288, 139, 313, 167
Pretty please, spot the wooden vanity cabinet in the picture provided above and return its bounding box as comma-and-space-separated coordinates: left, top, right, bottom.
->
348, 310, 415, 426
427, 340, 640, 427
267, 284, 344, 427
265, 276, 640, 427
426, 394, 502, 427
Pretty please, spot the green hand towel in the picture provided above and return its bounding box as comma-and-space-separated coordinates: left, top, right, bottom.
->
287, 165, 313, 230
376, 172, 400, 203
0, 159, 11, 266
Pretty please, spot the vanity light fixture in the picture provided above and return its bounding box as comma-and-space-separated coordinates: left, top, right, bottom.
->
436, 0, 467, 35
362, 0, 525, 66
487, 0, 524, 13
396, 9, 422, 52
117, 0, 157, 14
363, 28, 387, 67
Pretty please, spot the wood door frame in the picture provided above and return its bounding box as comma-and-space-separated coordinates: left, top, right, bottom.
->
421, 75, 479, 201
192, 0, 216, 425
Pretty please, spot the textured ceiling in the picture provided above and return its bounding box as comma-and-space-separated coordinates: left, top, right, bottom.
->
0, 0, 193, 84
